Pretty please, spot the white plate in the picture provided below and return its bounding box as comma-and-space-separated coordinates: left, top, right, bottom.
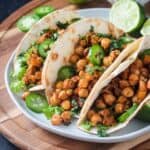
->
5, 8, 150, 143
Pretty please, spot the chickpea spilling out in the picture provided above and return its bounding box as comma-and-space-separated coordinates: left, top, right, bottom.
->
86, 57, 150, 127
48, 31, 130, 126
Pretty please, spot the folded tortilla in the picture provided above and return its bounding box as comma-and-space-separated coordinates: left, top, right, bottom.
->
78, 35, 150, 135
13, 9, 80, 91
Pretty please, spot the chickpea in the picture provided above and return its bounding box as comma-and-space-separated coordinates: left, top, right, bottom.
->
101, 38, 111, 49
78, 88, 88, 98
90, 114, 102, 126
78, 79, 89, 88
35, 71, 41, 79
80, 39, 87, 47
143, 55, 150, 65
71, 76, 79, 83
103, 56, 113, 67
61, 111, 72, 124
76, 59, 87, 71
85, 73, 93, 81
61, 100, 71, 110
58, 90, 68, 100
141, 68, 149, 78
129, 74, 139, 86
103, 115, 116, 126
115, 103, 124, 114
134, 59, 143, 69
147, 80, 150, 90
69, 54, 80, 64
103, 94, 116, 106
63, 79, 75, 89
66, 89, 73, 96
79, 70, 85, 77
74, 88, 79, 95
122, 87, 134, 97
99, 109, 110, 117
51, 114, 62, 125
22, 91, 30, 100
75, 46, 84, 56
130, 65, 140, 75
87, 110, 95, 120
121, 68, 129, 79
56, 81, 63, 89
117, 96, 127, 103
50, 93, 61, 106
119, 80, 130, 89
91, 35, 99, 44
95, 99, 106, 109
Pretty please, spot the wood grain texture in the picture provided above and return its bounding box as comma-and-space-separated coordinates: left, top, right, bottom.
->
0, 0, 149, 149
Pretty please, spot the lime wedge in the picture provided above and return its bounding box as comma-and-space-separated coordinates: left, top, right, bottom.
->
137, 100, 150, 122
110, 0, 145, 33
141, 18, 150, 35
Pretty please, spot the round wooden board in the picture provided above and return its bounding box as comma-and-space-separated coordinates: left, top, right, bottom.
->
0, 0, 150, 149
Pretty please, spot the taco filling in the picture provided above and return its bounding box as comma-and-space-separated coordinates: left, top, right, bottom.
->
45, 29, 133, 126
10, 18, 80, 93
80, 49, 150, 136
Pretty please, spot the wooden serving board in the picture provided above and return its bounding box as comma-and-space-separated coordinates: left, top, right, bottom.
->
0, 0, 150, 149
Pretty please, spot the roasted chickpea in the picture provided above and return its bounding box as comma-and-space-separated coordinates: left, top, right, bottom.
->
76, 59, 87, 71
103, 56, 113, 67
141, 68, 149, 78
143, 55, 150, 65
22, 91, 30, 100
78, 79, 89, 88
121, 68, 129, 79
61, 111, 72, 124
103, 115, 116, 126
119, 80, 130, 89
87, 110, 95, 120
80, 39, 87, 47
115, 103, 124, 114
147, 80, 150, 90
66, 89, 73, 96
56, 81, 63, 89
91, 34, 99, 44
61, 100, 71, 110
134, 59, 143, 69
90, 114, 102, 126
117, 96, 127, 103
103, 94, 116, 106
69, 54, 80, 64
51, 114, 62, 125
71, 76, 79, 83
129, 74, 139, 86
74, 88, 79, 95
79, 70, 85, 77
75, 46, 84, 56
85, 73, 93, 81
63, 79, 75, 89
95, 99, 106, 109
58, 90, 68, 100
99, 109, 110, 117
122, 87, 134, 97
50, 93, 61, 106
101, 38, 111, 49
78, 88, 88, 98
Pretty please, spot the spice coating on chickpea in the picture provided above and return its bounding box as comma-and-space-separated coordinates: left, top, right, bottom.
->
101, 38, 111, 49
51, 114, 62, 125
61, 111, 72, 124
78, 88, 89, 98
61, 100, 71, 110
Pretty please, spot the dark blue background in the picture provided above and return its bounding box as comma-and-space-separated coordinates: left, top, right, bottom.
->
1, 1, 29, 149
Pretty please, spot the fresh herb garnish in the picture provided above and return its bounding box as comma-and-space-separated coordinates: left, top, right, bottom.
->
71, 99, 80, 116
43, 106, 63, 119
56, 21, 69, 29
86, 65, 105, 75
81, 121, 93, 131
97, 33, 112, 38
97, 125, 108, 137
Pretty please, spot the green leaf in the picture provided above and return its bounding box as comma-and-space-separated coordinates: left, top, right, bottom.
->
71, 99, 80, 116
97, 125, 108, 137
81, 121, 93, 131
85, 65, 105, 75
118, 103, 138, 123
43, 106, 63, 119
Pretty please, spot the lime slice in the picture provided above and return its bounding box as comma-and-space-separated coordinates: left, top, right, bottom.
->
141, 18, 150, 35
137, 100, 150, 122
110, 0, 145, 33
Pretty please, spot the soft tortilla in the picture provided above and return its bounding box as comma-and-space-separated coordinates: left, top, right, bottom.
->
78, 35, 150, 134
13, 9, 80, 91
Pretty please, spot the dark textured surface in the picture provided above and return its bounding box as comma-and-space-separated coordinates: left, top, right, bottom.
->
1, 1, 29, 149
0, 0, 29, 22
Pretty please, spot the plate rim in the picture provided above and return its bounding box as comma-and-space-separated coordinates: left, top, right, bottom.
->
5, 8, 150, 143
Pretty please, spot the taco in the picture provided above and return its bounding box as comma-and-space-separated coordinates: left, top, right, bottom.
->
43, 18, 136, 125
78, 36, 150, 136
11, 9, 80, 93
